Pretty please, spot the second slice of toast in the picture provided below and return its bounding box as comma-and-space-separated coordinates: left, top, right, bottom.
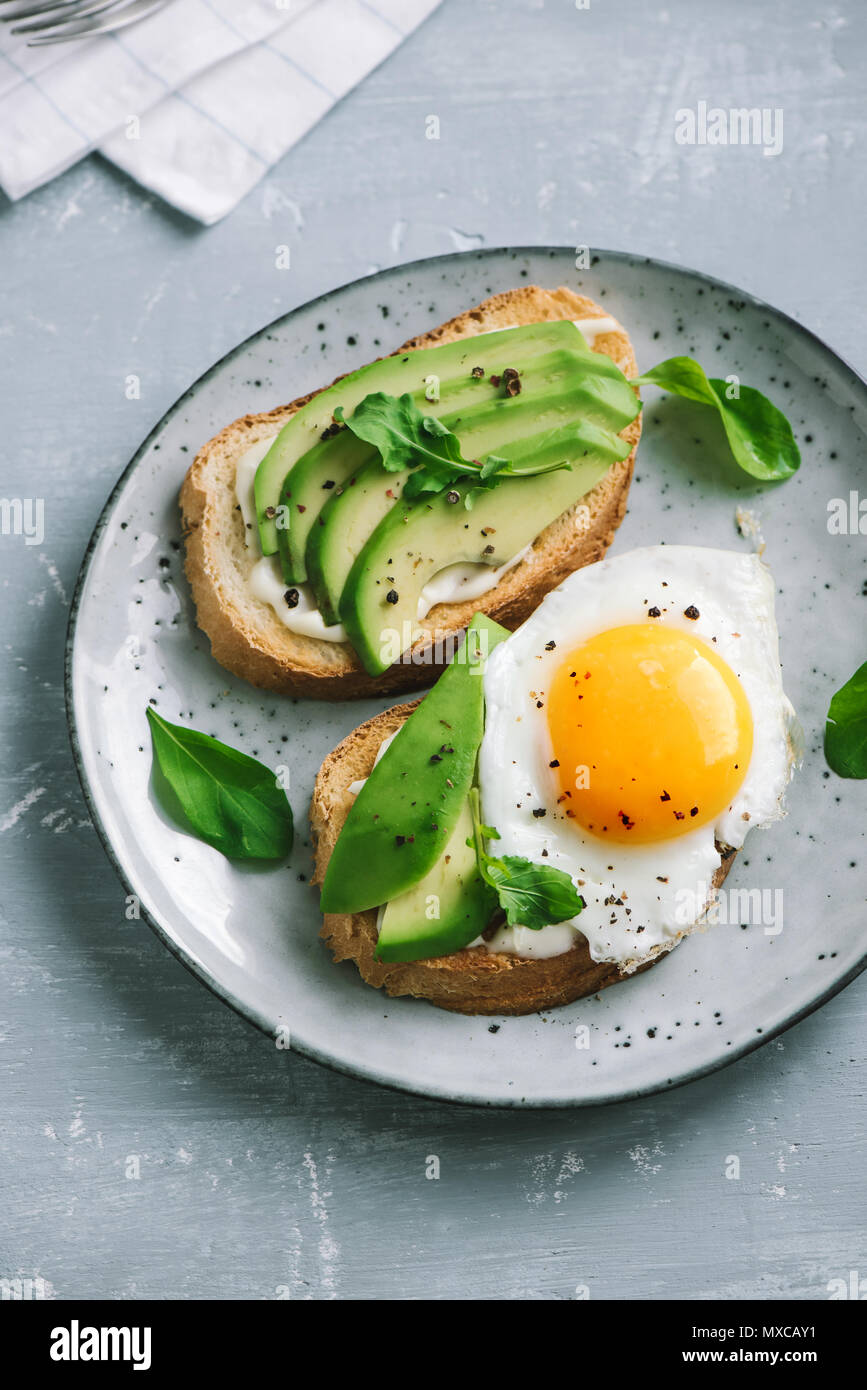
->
310, 701, 739, 1015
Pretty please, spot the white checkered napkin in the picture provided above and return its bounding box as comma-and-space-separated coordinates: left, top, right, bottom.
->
0, 0, 312, 201
101, 0, 443, 223
0, 0, 442, 224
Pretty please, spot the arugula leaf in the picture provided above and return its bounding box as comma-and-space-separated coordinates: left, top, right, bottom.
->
146, 708, 293, 860
479, 453, 510, 481
632, 357, 800, 481
468, 788, 584, 931
337, 391, 567, 505
335, 393, 465, 474
824, 662, 867, 779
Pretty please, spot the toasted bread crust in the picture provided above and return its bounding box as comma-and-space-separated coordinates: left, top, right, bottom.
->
310, 703, 737, 1016
180, 286, 641, 700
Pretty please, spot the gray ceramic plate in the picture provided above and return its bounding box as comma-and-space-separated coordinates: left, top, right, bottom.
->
66, 248, 867, 1106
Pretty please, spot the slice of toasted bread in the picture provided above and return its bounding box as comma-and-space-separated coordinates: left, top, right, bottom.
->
181, 286, 641, 700
311, 702, 738, 1016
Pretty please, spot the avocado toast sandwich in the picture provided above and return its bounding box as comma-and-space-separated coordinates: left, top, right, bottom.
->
180, 285, 642, 699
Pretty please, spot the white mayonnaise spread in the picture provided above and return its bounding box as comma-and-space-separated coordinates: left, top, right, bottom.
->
478, 920, 580, 959
248, 556, 348, 642
416, 547, 531, 619
235, 434, 276, 538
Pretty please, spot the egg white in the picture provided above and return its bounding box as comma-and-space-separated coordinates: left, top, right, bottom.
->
478, 546, 800, 968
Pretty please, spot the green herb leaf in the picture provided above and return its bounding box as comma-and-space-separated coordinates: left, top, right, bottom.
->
479, 453, 510, 481
338, 391, 570, 502
403, 468, 457, 502
632, 357, 800, 481
468, 788, 584, 930
484, 856, 586, 931
824, 661, 867, 779
335, 392, 465, 475
146, 708, 293, 860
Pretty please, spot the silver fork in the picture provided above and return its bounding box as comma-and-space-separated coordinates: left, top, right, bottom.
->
0, 0, 173, 46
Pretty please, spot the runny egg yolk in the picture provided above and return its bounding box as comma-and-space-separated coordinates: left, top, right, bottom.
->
546, 623, 753, 843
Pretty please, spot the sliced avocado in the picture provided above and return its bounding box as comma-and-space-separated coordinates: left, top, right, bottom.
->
289, 351, 570, 589
275, 429, 371, 584
274, 331, 601, 576
306, 457, 411, 626
306, 348, 639, 621
341, 419, 633, 677
253, 319, 588, 555
319, 613, 509, 914
375, 800, 495, 963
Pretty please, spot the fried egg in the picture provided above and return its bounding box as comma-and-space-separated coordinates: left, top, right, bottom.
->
478, 546, 800, 968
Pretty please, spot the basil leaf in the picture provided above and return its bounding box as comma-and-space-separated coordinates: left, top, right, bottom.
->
633, 357, 800, 481
483, 856, 586, 931
146, 708, 293, 860
468, 788, 584, 930
824, 661, 867, 779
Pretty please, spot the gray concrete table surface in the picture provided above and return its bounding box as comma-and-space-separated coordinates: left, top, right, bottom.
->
1, 0, 864, 1301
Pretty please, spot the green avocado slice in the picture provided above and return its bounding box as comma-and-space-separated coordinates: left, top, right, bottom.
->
375, 799, 496, 963
306, 457, 411, 626
319, 613, 509, 915
254, 319, 585, 556
340, 418, 633, 677
274, 429, 371, 585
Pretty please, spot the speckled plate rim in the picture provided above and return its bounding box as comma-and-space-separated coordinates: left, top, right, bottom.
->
65, 246, 867, 1109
